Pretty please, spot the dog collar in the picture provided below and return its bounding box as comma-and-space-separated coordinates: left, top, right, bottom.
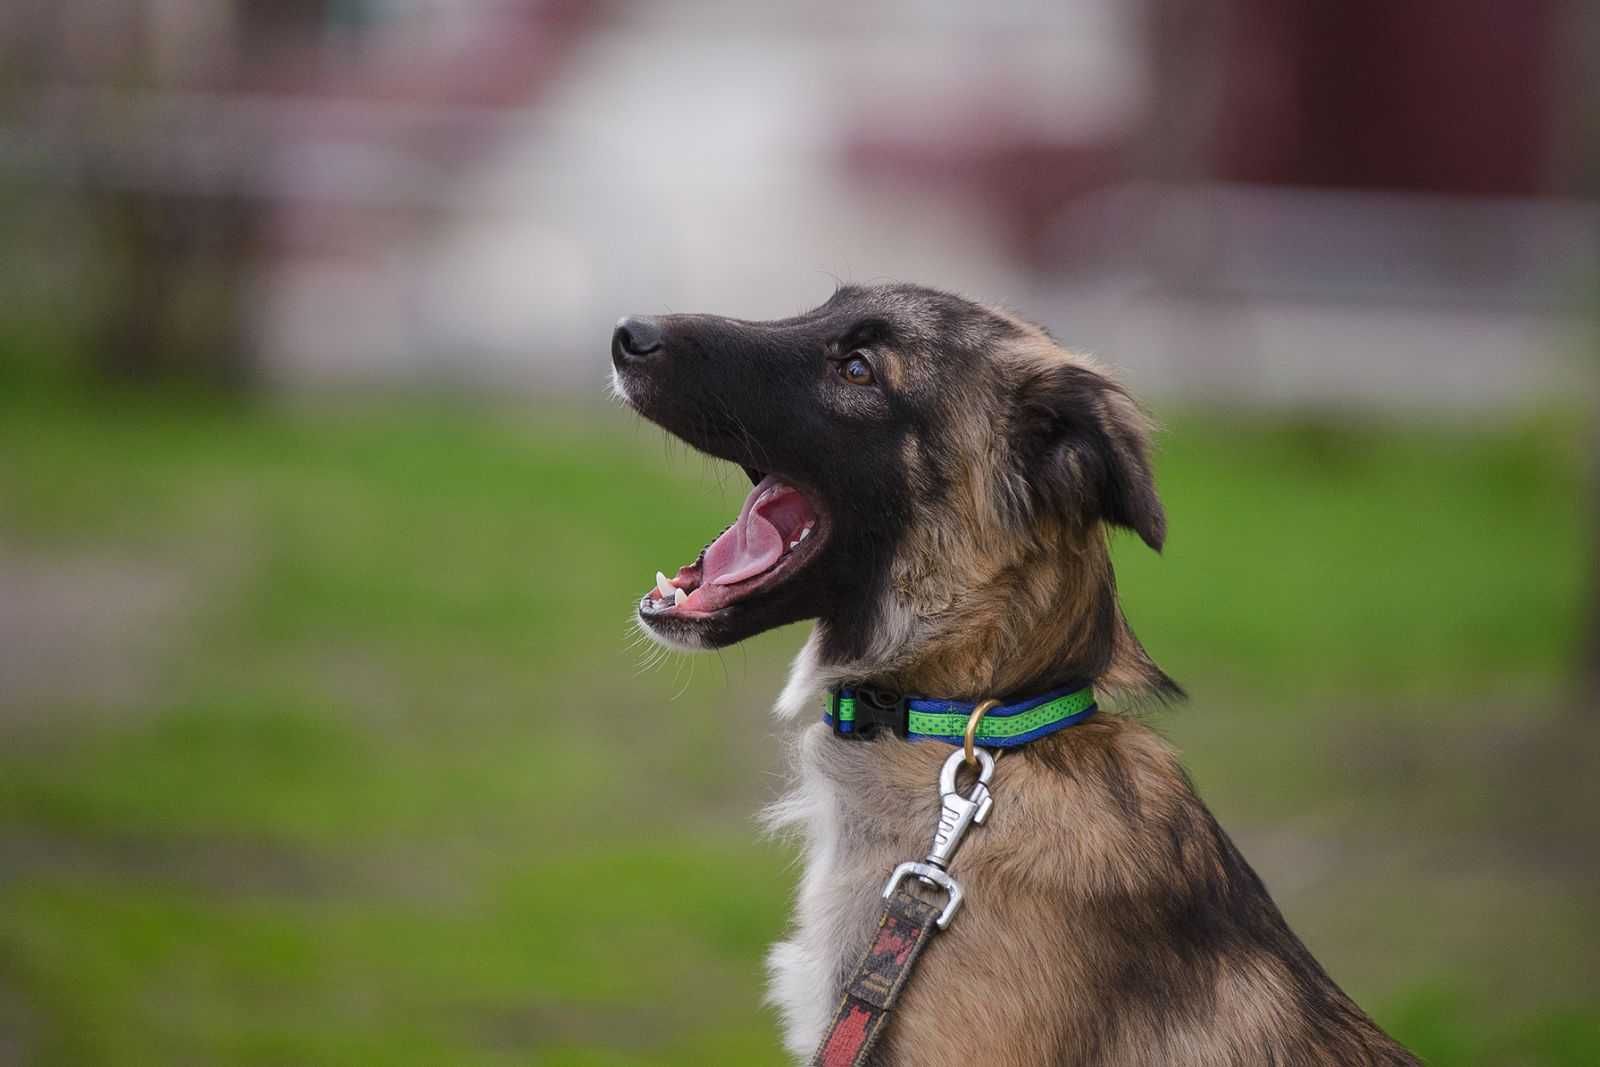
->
822, 682, 1097, 748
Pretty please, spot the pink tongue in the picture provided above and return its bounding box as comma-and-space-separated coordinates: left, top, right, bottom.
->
702, 476, 789, 587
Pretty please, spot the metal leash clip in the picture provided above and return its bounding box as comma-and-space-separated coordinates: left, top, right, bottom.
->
881, 747, 996, 929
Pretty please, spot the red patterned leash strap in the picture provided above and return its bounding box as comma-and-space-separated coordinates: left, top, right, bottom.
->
810, 887, 944, 1067
809, 747, 999, 1067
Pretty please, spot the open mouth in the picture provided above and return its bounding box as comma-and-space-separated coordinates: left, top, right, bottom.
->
641, 472, 826, 621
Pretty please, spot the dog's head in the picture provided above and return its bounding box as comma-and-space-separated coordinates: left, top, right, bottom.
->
613, 283, 1172, 700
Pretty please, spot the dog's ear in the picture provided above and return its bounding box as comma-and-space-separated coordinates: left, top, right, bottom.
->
1009, 361, 1166, 551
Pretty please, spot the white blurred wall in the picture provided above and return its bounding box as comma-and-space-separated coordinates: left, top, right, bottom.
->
256, 0, 1596, 411
259, 0, 1142, 388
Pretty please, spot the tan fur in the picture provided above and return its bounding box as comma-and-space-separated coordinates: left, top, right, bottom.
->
768, 716, 1412, 1065
624, 285, 1414, 1064
827, 323, 1168, 703
763, 315, 1411, 1064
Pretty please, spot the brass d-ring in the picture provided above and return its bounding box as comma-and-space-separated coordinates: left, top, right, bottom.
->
963, 699, 1002, 767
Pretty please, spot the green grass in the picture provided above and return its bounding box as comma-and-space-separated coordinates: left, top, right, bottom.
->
1118, 411, 1588, 698
0, 387, 1594, 1064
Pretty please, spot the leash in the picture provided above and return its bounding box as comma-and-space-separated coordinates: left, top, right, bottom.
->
810, 883, 944, 1066
811, 685, 1098, 1066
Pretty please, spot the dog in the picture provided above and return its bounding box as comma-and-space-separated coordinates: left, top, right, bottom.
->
610, 283, 1418, 1066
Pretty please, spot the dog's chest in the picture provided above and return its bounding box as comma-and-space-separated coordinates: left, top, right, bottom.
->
764, 774, 883, 1059
763, 726, 940, 1060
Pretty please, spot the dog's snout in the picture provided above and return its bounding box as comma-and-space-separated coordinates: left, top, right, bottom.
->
613, 316, 664, 364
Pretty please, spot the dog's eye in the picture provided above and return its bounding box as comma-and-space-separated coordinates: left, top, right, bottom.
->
838, 353, 876, 387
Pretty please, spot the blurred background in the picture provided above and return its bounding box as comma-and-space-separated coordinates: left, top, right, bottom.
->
0, 1, 1596, 1064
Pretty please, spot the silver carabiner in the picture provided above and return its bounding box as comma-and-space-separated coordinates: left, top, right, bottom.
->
881, 747, 997, 929
927, 746, 995, 872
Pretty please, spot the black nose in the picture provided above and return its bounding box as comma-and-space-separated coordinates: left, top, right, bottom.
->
613, 316, 663, 364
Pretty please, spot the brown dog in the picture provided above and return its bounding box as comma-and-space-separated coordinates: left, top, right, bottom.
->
612, 284, 1418, 1065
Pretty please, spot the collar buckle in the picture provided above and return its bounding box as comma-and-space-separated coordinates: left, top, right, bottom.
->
829, 685, 908, 739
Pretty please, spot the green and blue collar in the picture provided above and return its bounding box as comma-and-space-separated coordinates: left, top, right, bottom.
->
823, 682, 1098, 748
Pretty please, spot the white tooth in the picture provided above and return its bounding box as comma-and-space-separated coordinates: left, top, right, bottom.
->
656, 571, 675, 598
788, 540, 799, 550
798, 525, 813, 542
673, 587, 689, 607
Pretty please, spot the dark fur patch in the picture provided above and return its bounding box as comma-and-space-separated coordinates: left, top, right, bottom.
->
1012, 362, 1167, 551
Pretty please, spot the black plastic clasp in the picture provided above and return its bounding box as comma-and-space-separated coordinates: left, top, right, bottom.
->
832, 685, 908, 739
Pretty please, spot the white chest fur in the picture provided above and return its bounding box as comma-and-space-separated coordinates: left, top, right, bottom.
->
763, 726, 890, 1059
762, 726, 942, 1060
762, 639, 943, 1060
763, 748, 848, 1059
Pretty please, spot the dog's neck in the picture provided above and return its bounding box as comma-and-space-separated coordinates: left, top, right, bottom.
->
779, 525, 1176, 716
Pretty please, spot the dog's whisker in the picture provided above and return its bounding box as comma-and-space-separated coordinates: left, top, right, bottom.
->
668, 654, 695, 702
